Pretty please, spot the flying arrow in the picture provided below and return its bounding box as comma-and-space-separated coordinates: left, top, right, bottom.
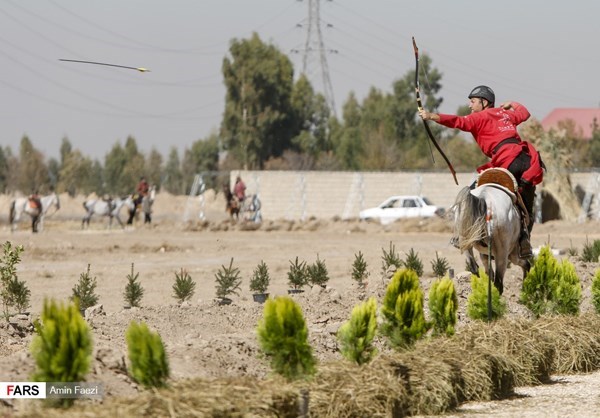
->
59, 59, 150, 73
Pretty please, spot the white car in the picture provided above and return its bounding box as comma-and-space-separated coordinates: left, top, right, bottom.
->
359, 195, 445, 225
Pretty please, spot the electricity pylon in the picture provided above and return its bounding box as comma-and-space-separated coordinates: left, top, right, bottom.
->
292, 0, 337, 117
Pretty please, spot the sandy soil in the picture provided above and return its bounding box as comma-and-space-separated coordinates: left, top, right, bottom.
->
1, 191, 600, 415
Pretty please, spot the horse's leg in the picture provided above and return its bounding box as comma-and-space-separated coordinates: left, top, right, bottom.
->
126, 207, 136, 225
115, 214, 124, 229
479, 251, 495, 286
465, 248, 479, 274
31, 215, 39, 233
493, 255, 508, 296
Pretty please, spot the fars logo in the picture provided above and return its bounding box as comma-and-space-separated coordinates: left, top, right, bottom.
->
0, 382, 46, 399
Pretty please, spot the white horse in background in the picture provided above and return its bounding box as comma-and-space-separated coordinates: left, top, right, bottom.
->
82, 196, 135, 229
9, 192, 61, 233
452, 169, 530, 295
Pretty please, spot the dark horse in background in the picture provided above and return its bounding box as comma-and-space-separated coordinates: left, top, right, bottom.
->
223, 185, 240, 221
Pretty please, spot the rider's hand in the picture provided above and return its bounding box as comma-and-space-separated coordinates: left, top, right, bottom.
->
418, 109, 430, 120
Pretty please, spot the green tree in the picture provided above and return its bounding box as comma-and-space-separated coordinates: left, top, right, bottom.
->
257, 296, 316, 380
145, 148, 164, 191
3, 147, 19, 194
31, 299, 92, 387
221, 32, 295, 168
389, 53, 444, 169
182, 135, 219, 189
358, 88, 399, 170
290, 75, 331, 166
126, 321, 169, 388
338, 297, 378, 365
59, 136, 73, 167
17, 136, 50, 194
334, 93, 363, 170
103, 142, 128, 194
0, 146, 8, 193
163, 147, 184, 195
58, 150, 95, 196
121, 136, 146, 192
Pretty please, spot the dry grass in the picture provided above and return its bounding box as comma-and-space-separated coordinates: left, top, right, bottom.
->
10, 315, 600, 418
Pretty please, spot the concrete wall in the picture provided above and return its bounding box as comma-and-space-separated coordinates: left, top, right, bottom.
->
229, 170, 600, 221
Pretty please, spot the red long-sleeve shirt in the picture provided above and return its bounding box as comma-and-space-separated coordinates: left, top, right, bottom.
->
438, 102, 530, 157
437, 103, 543, 185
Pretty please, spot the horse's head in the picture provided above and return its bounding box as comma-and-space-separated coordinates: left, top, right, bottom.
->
42, 192, 60, 214
54, 193, 61, 210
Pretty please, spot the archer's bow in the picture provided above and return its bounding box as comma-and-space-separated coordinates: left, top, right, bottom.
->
412, 37, 458, 185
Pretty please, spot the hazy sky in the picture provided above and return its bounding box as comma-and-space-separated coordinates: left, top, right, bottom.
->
1, 0, 598, 161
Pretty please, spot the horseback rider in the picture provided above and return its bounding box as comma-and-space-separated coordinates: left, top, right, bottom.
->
28, 191, 42, 211
135, 176, 149, 205
419, 85, 544, 258
233, 176, 246, 204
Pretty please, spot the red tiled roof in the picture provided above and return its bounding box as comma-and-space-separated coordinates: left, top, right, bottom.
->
541, 108, 600, 139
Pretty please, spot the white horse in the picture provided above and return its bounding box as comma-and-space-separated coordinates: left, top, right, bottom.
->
82, 196, 135, 229
9, 192, 61, 233
452, 172, 530, 295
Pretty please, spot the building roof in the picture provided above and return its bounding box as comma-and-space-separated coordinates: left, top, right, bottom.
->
540, 108, 600, 139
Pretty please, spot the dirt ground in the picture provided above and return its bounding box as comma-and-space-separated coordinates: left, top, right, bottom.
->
1, 191, 600, 416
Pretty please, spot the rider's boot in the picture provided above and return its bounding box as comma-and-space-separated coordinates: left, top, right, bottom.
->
519, 228, 533, 259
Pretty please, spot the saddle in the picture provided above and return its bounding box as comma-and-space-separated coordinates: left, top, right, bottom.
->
28, 197, 41, 210
476, 168, 529, 227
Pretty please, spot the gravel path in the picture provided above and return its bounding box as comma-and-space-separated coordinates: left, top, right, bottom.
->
422, 371, 600, 417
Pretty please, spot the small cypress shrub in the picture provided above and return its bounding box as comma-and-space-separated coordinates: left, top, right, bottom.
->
380, 269, 427, 348
592, 269, 600, 314
215, 258, 242, 299
430, 251, 450, 278
6, 278, 31, 314
126, 321, 169, 388
466, 269, 506, 321
123, 263, 144, 308
249, 260, 270, 294
172, 268, 196, 303
0, 241, 27, 318
31, 299, 92, 383
72, 264, 99, 311
337, 297, 378, 365
566, 240, 578, 257
381, 241, 403, 279
581, 238, 600, 262
428, 276, 458, 336
553, 259, 581, 315
287, 257, 308, 290
521, 245, 559, 317
351, 251, 369, 288
307, 254, 329, 288
403, 248, 424, 276
257, 296, 316, 380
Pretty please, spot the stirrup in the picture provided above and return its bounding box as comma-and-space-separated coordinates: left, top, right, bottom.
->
519, 238, 533, 259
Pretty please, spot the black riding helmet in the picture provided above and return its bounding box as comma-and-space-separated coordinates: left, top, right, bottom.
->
468, 85, 495, 107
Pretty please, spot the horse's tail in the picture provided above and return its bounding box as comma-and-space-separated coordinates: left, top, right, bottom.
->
454, 186, 487, 251
9, 201, 15, 224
